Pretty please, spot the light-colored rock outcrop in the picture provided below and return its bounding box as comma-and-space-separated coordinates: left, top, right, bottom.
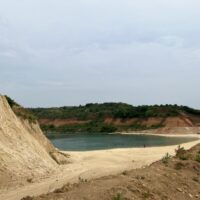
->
0, 95, 68, 188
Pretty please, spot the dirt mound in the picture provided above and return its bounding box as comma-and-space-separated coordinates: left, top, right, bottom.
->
152, 127, 200, 135
105, 116, 194, 128
26, 144, 200, 200
163, 116, 193, 127
0, 96, 69, 189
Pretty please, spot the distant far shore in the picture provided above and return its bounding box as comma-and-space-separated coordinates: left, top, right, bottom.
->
115, 130, 200, 138
115, 126, 200, 135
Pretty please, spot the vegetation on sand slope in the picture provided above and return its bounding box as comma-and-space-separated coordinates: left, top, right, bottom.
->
5, 96, 37, 123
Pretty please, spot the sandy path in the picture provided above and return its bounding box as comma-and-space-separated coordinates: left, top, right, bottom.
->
0, 136, 199, 200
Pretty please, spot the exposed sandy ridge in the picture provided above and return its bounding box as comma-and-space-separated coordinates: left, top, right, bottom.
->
0, 96, 69, 191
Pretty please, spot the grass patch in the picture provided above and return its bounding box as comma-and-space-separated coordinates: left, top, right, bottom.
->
5, 96, 37, 123
42, 121, 117, 133
192, 177, 199, 182
195, 154, 200, 163
162, 153, 172, 164
113, 193, 124, 200
78, 177, 88, 183
174, 162, 184, 170
142, 191, 152, 199
175, 145, 188, 160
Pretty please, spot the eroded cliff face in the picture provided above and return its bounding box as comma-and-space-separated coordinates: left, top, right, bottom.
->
0, 96, 68, 188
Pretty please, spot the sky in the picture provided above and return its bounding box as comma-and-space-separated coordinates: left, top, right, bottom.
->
0, 0, 200, 108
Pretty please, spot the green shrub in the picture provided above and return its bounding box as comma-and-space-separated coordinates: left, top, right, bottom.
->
5, 95, 19, 107
5, 96, 37, 124
21, 196, 33, 200
78, 177, 88, 183
30, 104, 200, 121
142, 191, 152, 198
192, 177, 199, 182
29, 103, 200, 133
174, 162, 184, 170
195, 154, 200, 163
162, 153, 172, 164
175, 145, 188, 160
113, 193, 124, 200
100, 125, 117, 133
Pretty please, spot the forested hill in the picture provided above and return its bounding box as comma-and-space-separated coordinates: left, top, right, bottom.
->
29, 103, 200, 133
29, 103, 200, 120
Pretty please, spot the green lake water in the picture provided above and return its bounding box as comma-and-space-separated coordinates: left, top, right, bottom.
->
48, 133, 199, 151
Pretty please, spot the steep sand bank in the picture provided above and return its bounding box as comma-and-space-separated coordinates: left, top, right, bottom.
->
0, 96, 69, 198
0, 136, 199, 200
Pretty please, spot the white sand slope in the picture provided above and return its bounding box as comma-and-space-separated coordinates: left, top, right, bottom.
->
0, 96, 69, 190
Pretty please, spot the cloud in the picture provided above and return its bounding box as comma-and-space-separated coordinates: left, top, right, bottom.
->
0, 0, 200, 107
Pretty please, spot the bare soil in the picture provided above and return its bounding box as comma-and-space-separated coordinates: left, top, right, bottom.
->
40, 116, 195, 129
24, 144, 200, 200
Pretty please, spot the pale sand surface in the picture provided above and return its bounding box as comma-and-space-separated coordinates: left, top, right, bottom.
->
0, 135, 199, 200
117, 132, 200, 137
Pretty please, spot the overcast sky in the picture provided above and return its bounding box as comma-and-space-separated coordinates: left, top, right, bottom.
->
0, 0, 200, 108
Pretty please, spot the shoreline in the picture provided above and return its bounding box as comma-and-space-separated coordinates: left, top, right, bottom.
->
1, 134, 200, 200
114, 131, 200, 138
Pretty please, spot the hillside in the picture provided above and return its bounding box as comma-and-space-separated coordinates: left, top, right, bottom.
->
24, 143, 200, 200
0, 96, 69, 190
29, 103, 200, 134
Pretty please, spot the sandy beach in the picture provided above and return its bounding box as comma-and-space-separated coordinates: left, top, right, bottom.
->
0, 134, 200, 200
117, 131, 200, 138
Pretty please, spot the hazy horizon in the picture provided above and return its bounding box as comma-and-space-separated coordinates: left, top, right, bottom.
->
1, 0, 200, 108
5, 95, 200, 110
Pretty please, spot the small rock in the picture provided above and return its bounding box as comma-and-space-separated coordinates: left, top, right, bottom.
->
27, 178, 33, 183
188, 193, 193, 198
177, 188, 183, 192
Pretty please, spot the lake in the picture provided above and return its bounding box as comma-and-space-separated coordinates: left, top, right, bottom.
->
48, 133, 199, 151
